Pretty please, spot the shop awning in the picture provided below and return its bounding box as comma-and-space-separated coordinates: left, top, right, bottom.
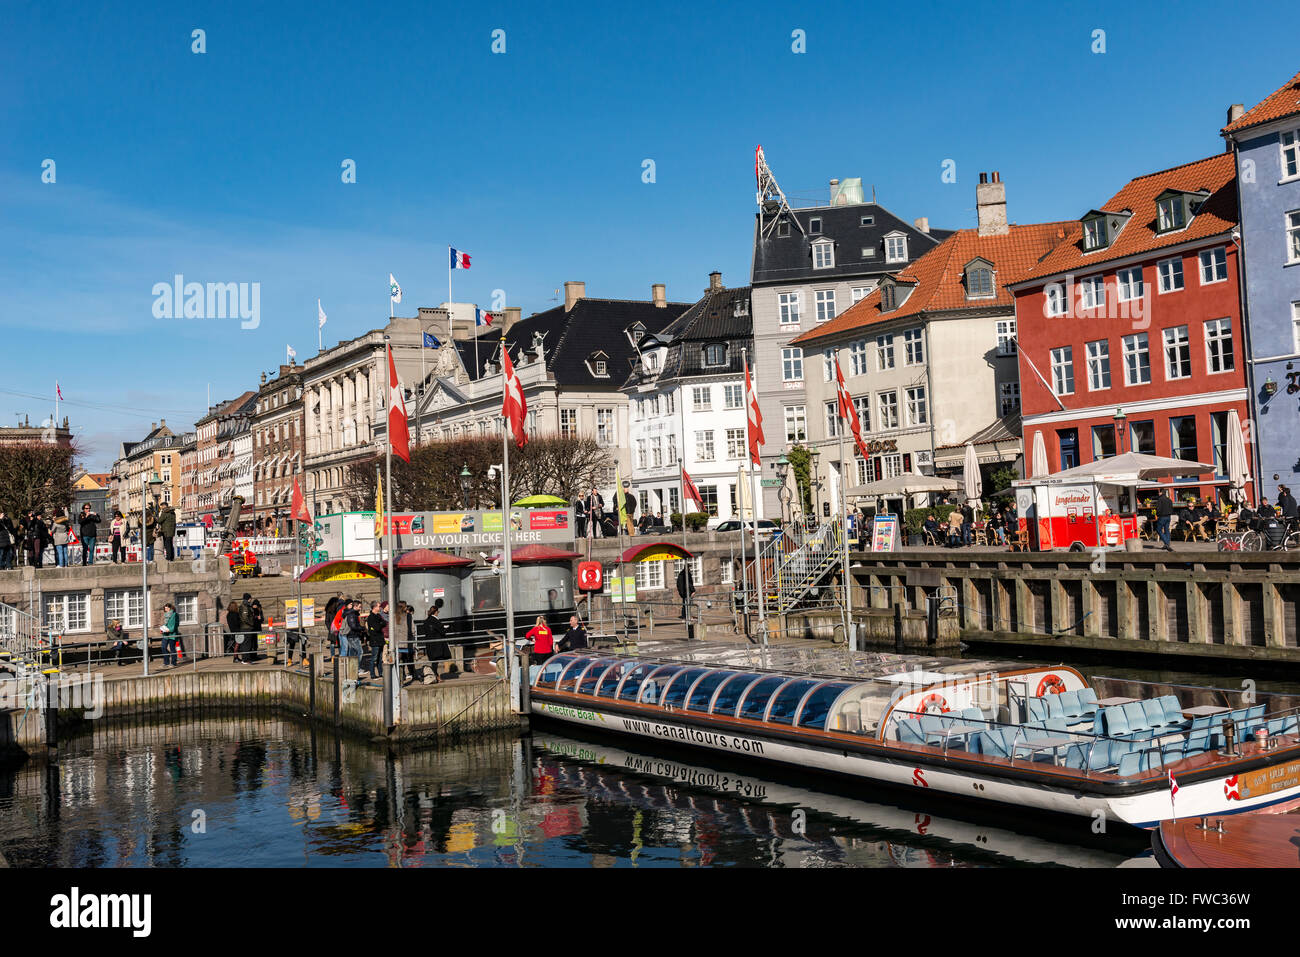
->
621, 541, 693, 562
296, 559, 387, 583
395, 548, 475, 570
489, 544, 583, 565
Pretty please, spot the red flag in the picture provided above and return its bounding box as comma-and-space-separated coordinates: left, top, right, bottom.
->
502, 345, 528, 447
387, 344, 410, 463
291, 477, 312, 525
835, 356, 871, 462
1168, 769, 1179, 803
744, 357, 764, 467
682, 467, 705, 512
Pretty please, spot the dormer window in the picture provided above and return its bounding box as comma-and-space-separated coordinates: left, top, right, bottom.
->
812, 238, 835, 269
809, 217, 823, 235
964, 258, 995, 299
860, 215, 874, 227
884, 232, 908, 263
625, 322, 647, 348
703, 343, 726, 366
595, 361, 607, 376
642, 353, 658, 374
881, 282, 898, 312
732, 299, 749, 317
1156, 195, 1186, 232
588, 350, 611, 377
777, 220, 791, 238
1082, 215, 1109, 251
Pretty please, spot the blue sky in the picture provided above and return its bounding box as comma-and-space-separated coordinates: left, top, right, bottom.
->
3, 0, 1298, 469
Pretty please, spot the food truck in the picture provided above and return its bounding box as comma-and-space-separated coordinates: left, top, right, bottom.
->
1012, 476, 1139, 551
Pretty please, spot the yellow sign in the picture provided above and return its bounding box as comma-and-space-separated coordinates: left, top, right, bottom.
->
1239, 761, 1300, 800
284, 598, 316, 628
631, 548, 682, 563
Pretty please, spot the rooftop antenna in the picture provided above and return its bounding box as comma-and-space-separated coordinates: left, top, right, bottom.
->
755, 145, 806, 240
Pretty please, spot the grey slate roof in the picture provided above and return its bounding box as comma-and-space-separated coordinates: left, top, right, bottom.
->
751, 202, 951, 286
623, 284, 754, 387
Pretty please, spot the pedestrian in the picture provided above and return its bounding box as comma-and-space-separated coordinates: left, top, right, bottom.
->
1258, 496, 1277, 520
1279, 485, 1298, 521
110, 511, 127, 563
51, 511, 70, 567
558, 614, 588, 652
421, 600, 449, 683
159, 601, 180, 667
573, 495, 588, 539
1155, 490, 1174, 552
620, 484, 637, 536
324, 593, 343, 661
0, 510, 15, 570
105, 618, 132, 665
960, 504, 975, 547
364, 601, 385, 680
585, 487, 605, 539
237, 592, 259, 663
344, 599, 366, 660
526, 615, 555, 666
143, 506, 157, 562
990, 507, 1007, 546
78, 503, 101, 565
158, 502, 177, 561
396, 601, 418, 683
27, 511, 50, 568
225, 600, 243, 660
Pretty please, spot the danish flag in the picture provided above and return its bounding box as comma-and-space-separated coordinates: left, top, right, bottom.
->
835, 356, 871, 462
1168, 769, 1179, 803
387, 344, 410, 463
744, 357, 764, 467
502, 345, 528, 447
682, 467, 705, 512
1224, 774, 1240, 801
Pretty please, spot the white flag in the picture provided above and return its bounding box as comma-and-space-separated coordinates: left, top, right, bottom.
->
389, 273, 402, 304
318, 299, 327, 329
287, 344, 297, 361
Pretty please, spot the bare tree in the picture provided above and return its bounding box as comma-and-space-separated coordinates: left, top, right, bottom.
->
0, 442, 79, 519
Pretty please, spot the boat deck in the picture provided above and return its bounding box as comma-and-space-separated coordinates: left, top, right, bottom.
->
1155, 811, 1300, 867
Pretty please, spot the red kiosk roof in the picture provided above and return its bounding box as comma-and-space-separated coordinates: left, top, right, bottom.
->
621, 541, 694, 562
489, 543, 583, 564
395, 548, 475, 570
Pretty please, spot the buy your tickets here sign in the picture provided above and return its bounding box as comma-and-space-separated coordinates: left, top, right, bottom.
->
371, 509, 574, 548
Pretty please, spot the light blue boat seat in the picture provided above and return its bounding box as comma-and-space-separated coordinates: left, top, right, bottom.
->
1027, 697, 1048, 722
960, 707, 984, 723
1159, 696, 1185, 728
1044, 695, 1065, 720
1104, 706, 1130, 737
1268, 714, 1300, 736
1058, 690, 1081, 717
1062, 744, 1088, 770
1123, 701, 1152, 736
897, 720, 925, 745
980, 727, 1012, 759
1078, 687, 1099, 713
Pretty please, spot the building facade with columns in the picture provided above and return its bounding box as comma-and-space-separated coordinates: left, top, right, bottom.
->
251, 362, 305, 531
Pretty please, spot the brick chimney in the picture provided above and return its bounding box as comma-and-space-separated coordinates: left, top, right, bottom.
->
564, 281, 585, 312
652, 283, 666, 308
708, 271, 723, 292
976, 171, 1008, 236
1227, 103, 1245, 125
913, 217, 930, 234
504, 306, 522, 330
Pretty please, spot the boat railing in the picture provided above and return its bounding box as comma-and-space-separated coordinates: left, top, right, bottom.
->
1089, 674, 1298, 713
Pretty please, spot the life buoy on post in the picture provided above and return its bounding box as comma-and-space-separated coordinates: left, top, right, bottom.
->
1037, 674, 1067, 696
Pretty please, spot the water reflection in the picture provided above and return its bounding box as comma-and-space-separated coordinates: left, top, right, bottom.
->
0, 713, 1153, 868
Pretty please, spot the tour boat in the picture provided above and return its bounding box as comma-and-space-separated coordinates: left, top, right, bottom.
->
529, 653, 1300, 830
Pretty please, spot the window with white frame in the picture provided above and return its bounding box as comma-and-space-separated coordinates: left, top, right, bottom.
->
635, 439, 646, 469
877, 391, 899, 429
1079, 275, 1106, 310
1164, 325, 1191, 379
779, 292, 802, 325
1082, 217, 1108, 250
692, 386, 711, 411
823, 349, 835, 381
726, 428, 745, 460
999, 381, 1020, 416
723, 383, 743, 409
667, 438, 677, 464
596, 408, 615, 446
782, 347, 803, 381
850, 340, 868, 376
809, 217, 822, 234
853, 396, 871, 431
634, 560, 664, 591
1051, 346, 1074, 395
106, 589, 144, 629
1157, 256, 1184, 293
1199, 246, 1228, 284
703, 343, 726, 366
695, 431, 715, 461
812, 241, 835, 269
825, 401, 840, 438
966, 266, 994, 298
1086, 339, 1111, 390
815, 289, 837, 322
719, 560, 735, 585
1283, 129, 1300, 180
876, 334, 895, 370
651, 437, 663, 467
1045, 284, 1067, 317
672, 557, 704, 584
1294, 302, 1300, 353
885, 235, 907, 262
784, 406, 806, 443
1156, 196, 1186, 232
43, 593, 89, 634
851, 285, 873, 303
881, 453, 904, 479
176, 594, 199, 625
1122, 333, 1151, 385
996, 319, 1017, 355
559, 408, 578, 438
1288, 211, 1300, 264
903, 328, 924, 365
1117, 266, 1143, 302
1204, 318, 1234, 373
906, 386, 928, 426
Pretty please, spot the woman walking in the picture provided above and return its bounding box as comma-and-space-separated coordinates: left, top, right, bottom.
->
526, 615, 555, 667
225, 600, 244, 663
364, 601, 386, 681
51, 511, 70, 567
110, 510, 126, 563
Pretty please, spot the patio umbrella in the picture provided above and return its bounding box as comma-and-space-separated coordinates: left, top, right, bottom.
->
1031, 431, 1048, 478
848, 472, 962, 498
512, 494, 568, 507
963, 442, 982, 510
783, 460, 804, 525
1054, 451, 1214, 481
1226, 408, 1250, 504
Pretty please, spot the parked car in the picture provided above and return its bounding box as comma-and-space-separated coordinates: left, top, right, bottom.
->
713, 519, 780, 533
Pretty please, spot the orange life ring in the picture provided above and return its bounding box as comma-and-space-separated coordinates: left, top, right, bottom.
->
914, 693, 949, 716
1037, 674, 1067, 696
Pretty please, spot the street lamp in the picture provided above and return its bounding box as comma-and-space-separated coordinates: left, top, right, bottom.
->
140, 469, 164, 677
775, 455, 791, 528
459, 464, 472, 509
1113, 408, 1127, 456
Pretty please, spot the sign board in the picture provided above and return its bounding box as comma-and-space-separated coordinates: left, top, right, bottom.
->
283, 598, 316, 629
760, 478, 782, 488
577, 561, 603, 592
608, 576, 636, 603
871, 515, 899, 553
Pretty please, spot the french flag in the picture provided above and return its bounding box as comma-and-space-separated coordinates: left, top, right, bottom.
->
450, 247, 471, 270
475, 308, 496, 327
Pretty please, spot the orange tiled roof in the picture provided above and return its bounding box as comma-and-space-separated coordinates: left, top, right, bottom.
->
790, 221, 1072, 347
1222, 68, 1300, 135
1008, 153, 1237, 286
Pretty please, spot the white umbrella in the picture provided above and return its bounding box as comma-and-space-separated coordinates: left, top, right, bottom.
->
848, 472, 962, 498
963, 442, 982, 510
1031, 431, 1048, 478
783, 460, 804, 525
1226, 408, 1250, 504
1053, 451, 1214, 482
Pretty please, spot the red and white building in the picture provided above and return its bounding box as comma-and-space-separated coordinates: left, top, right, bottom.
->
1009, 153, 1251, 505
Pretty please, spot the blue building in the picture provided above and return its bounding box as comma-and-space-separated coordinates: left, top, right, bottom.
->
1223, 69, 1300, 497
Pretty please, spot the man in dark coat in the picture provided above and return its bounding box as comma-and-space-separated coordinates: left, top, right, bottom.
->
421, 600, 449, 683
158, 504, 177, 561
1155, 491, 1174, 551
364, 601, 386, 680
78, 504, 101, 565
1278, 485, 1297, 522
237, 593, 259, 662
0, 510, 15, 569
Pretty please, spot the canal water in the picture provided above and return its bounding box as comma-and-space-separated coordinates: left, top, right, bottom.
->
0, 655, 1284, 868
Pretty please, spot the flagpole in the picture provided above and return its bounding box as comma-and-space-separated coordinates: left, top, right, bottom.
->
500, 330, 516, 694
737, 465, 751, 633
294, 473, 303, 664
383, 336, 399, 727
836, 353, 852, 650
677, 396, 690, 628
742, 349, 768, 648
